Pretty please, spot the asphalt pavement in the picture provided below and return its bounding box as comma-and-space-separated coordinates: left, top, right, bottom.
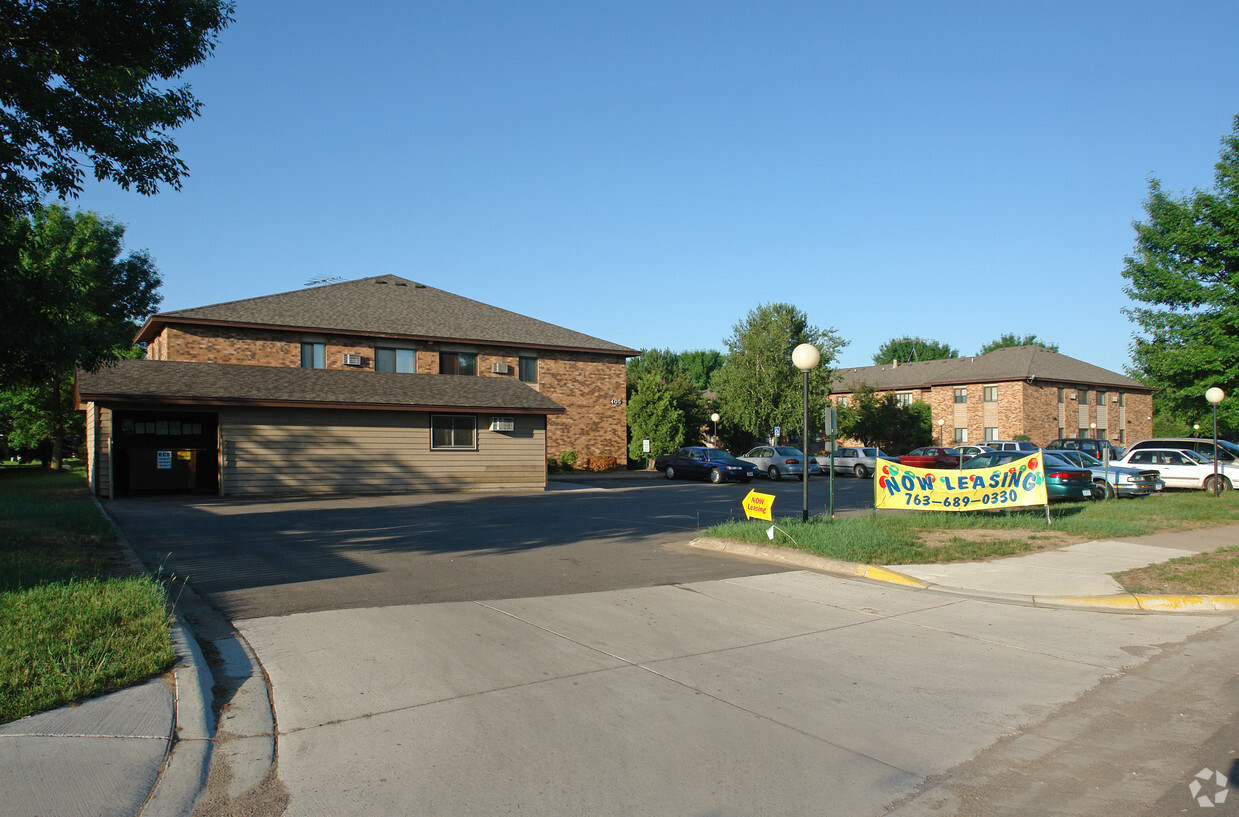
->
3, 476, 1239, 817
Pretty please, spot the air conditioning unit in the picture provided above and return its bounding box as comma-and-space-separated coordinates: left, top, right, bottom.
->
492, 362, 510, 374
343, 353, 363, 367
490, 417, 514, 432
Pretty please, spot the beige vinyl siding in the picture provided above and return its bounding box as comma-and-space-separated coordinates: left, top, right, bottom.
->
219, 407, 546, 496
86, 404, 112, 498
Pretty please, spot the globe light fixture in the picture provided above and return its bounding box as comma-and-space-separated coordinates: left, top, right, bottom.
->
1207, 388, 1225, 497
792, 343, 820, 522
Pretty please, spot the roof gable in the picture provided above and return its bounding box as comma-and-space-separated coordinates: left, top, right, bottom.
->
831, 346, 1150, 392
137, 275, 637, 355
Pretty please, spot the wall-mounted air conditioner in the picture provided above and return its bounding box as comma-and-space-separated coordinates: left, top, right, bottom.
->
492, 362, 510, 374
490, 417, 514, 432
343, 353, 363, 367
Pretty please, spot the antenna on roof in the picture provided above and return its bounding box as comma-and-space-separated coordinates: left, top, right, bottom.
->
304, 276, 343, 287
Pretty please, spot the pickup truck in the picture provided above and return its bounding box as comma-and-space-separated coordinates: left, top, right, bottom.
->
897, 446, 961, 469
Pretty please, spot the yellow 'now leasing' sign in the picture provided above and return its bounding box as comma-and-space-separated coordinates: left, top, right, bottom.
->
873, 453, 1048, 511
742, 489, 775, 521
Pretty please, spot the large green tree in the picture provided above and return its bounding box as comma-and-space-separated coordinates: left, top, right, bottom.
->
872, 336, 958, 365
0, 0, 234, 215
977, 333, 1059, 355
837, 384, 932, 453
710, 303, 845, 449
0, 204, 161, 390
1122, 115, 1239, 436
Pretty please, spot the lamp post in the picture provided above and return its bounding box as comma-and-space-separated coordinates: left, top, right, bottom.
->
711, 412, 720, 447
1194, 423, 1200, 438
937, 418, 944, 445
792, 343, 821, 523
1207, 387, 1225, 497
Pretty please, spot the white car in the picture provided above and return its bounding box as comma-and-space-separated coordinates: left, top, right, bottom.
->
1114, 448, 1237, 492
817, 446, 893, 479
1046, 449, 1164, 498
955, 444, 995, 461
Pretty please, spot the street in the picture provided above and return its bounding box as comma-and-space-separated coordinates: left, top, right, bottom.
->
101, 481, 1239, 816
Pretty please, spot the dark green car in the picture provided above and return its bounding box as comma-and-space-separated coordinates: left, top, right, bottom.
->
962, 451, 1100, 501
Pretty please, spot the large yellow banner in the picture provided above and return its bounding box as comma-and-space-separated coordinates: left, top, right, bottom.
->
873, 453, 1048, 510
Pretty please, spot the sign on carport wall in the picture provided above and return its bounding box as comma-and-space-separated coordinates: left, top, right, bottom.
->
873, 454, 1048, 511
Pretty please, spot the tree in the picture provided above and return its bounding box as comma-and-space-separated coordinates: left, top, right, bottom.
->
872, 336, 958, 365
0, 204, 162, 391
1122, 114, 1239, 436
0, 0, 235, 216
977, 333, 1059, 355
710, 303, 845, 449
679, 349, 724, 391
0, 370, 81, 467
836, 384, 931, 452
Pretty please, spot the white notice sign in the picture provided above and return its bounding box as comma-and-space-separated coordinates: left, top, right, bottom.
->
157, 450, 172, 470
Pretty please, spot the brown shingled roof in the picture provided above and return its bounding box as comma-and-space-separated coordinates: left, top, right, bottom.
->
77, 360, 566, 414
830, 346, 1151, 392
134, 275, 637, 355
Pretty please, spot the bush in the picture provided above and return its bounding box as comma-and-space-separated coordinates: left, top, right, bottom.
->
558, 451, 579, 470
586, 455, 617, 472
546, 457, 559, 473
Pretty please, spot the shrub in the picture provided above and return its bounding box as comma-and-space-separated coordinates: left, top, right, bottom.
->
546, 457, 559, 472
558, 451, 579, 470
586, 455, 617, 472
1013, 434, 1032, 442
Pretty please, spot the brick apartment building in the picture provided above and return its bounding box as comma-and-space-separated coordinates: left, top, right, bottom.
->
829, 345, 1154, 448
76, 275, 636, 497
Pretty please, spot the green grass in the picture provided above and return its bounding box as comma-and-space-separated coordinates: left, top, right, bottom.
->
0, 466, 174, 724
706, 491, 1239, 566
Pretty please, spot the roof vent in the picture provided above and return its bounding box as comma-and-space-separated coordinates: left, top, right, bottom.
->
375, 279, 388, 285
395, 281, 407, 287
415, 283, 427, 289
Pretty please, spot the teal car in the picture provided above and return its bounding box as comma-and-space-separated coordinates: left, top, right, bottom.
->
962, 451, 1100, 501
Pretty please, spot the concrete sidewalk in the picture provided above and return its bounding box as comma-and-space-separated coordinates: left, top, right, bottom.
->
2, 525, 1237, 817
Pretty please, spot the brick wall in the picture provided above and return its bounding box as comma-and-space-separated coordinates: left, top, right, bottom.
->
539, 352, 628, 467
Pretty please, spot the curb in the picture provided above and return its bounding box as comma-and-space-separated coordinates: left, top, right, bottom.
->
690, 536, 1239, 614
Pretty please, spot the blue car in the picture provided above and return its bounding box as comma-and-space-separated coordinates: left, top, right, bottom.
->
654, 446, 759, 484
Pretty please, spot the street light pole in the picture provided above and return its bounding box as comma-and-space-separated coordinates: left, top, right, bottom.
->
1207, 387, 1225, 497
711, 412, 720, 447
792, 343, 821, 523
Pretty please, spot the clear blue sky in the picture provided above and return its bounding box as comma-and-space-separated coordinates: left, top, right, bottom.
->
80, 1, 1239, 375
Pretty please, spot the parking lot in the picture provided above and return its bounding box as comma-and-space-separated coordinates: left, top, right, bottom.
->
106, 473, 876, 620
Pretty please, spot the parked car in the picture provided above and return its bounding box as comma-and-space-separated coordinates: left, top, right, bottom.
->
955, 444, 995, 461
1123, 437, 1239, 464
1044, 438, 1125, 461
818, 446, 895, 479
962, 450, 1100, 501
981, 440, 1039, 453
1113, 447, 1237, 492
654, 447, 759, 484
739, 446, 821, 481
897, 446, 961, 469
1044, 449, 1163, 498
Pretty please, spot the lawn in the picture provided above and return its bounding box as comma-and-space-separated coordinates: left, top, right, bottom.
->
0, 465, 174, 724
706, 491, 1239, 592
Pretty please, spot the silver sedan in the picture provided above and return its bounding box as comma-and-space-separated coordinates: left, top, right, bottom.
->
739, 446, 822, 481
817, 446, 893, 479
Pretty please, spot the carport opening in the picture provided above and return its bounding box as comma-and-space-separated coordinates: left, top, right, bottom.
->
112, 411, 219, 495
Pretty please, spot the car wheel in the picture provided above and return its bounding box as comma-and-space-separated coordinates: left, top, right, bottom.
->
1095, 480, 1116, 500
854, 464, 869, 479
768, 466, 781, 481
1204, 475, 1232, 492
665, 466, 676, 480
709, 467, 723, 484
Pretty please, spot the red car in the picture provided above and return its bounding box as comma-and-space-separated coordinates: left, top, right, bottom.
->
898, 446, 961, 469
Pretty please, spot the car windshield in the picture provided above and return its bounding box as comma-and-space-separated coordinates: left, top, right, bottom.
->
1218, 440, 1239, 459
861, 448, 878, 456
709, 449, 740, 462
1042, 453, 1076, 468
1182, 449, 1212, 464
773, 447, 804, 457
942, 448, 960, 456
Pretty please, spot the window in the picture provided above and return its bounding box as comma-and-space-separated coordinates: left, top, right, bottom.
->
984, 427, 999, 441
431, 415, 477, 450
1079, 427, 1090, 438
439, 351, 477, 376
895, 392, 913, 408
1120, 393, 1126, 407
1094, 426, 1106, 439
836, 395, 849, 407
954, 428, 967, 444
518, 356, 537, 383
301, 342, 325, 369
1058, 388, 1064, 404
954, 388, 967, 404
1096, 390, 1107, 406
984, 386, 998, 402
1079, 389, 1089, 406
376, 347, 415, 373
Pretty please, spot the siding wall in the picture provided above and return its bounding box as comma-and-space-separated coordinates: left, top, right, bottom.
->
219, 408, 546, 496
86, 404, 112, 498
